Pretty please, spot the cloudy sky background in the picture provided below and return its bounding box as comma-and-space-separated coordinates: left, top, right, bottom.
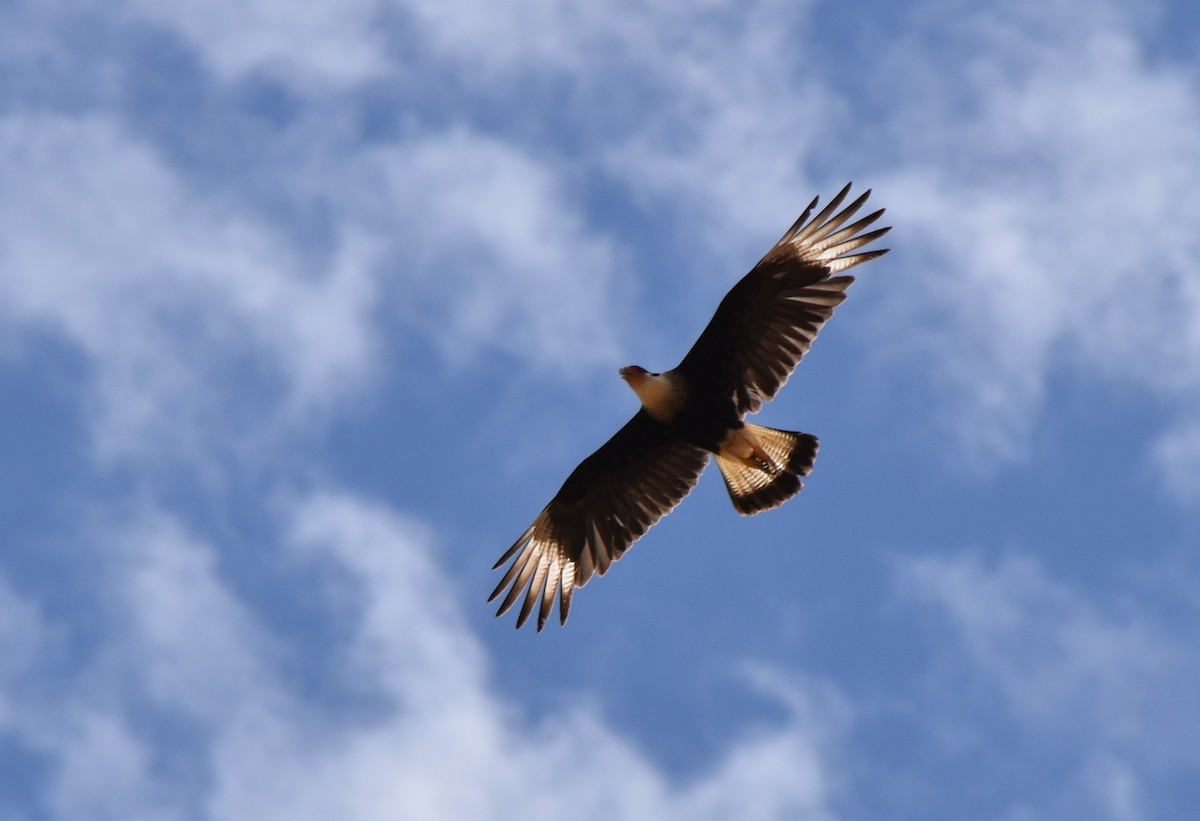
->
2, 1, 1199, 818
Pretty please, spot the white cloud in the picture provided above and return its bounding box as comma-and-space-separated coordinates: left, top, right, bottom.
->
111, 513, 285, 723
213, 492, 842, 821
355, 129, 625, 370
403, 0, 700, 78
53, 0, 1200, 484
41, 710, 182, 821
0, 575, 48, 675
401, 0, 1200, 484
403, 0, 1200, 489
898, 550, 1200, 816
4, 3, 1198, 820
123, 0, 389, 88
403, 0, 1200, 481
901, 552, 1200, 746
874, 9, 1200, 467
0, 113, 379, 464
0, 6, 604, 472
0, 493, 847, 820
1075, 756, 1146, 821
600, 3, 843, 251
0, 550, 194, 821
0, 108, 626, 465
404, 0, 844, 259
1150, 422, 1200, 505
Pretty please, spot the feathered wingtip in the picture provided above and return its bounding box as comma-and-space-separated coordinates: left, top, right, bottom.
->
772, 183, 891, 273
489, 511, 576, 632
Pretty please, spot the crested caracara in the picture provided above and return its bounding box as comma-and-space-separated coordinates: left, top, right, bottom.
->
491, 183, 890, 630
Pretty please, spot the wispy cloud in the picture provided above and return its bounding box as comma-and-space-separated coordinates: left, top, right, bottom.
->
82, 0, 1200, 483
410, 0, 846, 252
354, 129, 626, 370
0, 113, 379, 463
1, 493, 847, 820
4, 2, 1199, 820
897, 550, 1200, 818
1151, 422, 1200, 503
123, 0, 391, 88
0, 51, 627, 465
409, 0, 1200, 486
874, 6, 1200, 469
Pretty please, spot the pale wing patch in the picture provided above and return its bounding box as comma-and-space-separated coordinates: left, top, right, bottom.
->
732, 185, 890, 414
775, 183, 891, 270
491, 442, 709, 631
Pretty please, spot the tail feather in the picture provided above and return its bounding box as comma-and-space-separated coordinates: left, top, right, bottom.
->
715, 425, 818, 515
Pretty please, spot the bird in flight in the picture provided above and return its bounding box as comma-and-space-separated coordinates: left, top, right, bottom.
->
491, 183, 890, 631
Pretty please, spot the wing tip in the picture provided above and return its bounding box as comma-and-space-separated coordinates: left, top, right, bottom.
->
778, 183, 891, 270
491, 513, 579, 632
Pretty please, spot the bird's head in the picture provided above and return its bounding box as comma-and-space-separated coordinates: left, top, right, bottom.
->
619, 366, 679, 421
619, 365, 650, 386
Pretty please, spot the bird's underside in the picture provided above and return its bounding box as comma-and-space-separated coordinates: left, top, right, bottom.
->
491, 183, 891, 631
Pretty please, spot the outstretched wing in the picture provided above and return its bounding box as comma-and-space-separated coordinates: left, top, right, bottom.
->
675, 183, 891, 414
491, 410, 709, 631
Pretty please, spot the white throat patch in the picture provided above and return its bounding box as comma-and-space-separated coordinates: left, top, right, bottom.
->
628, 371, 683, 422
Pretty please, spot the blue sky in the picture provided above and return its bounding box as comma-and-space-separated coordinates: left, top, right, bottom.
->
2, 1, 1200, 818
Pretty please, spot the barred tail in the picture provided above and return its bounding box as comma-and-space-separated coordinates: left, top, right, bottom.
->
714, 425, 818, 515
